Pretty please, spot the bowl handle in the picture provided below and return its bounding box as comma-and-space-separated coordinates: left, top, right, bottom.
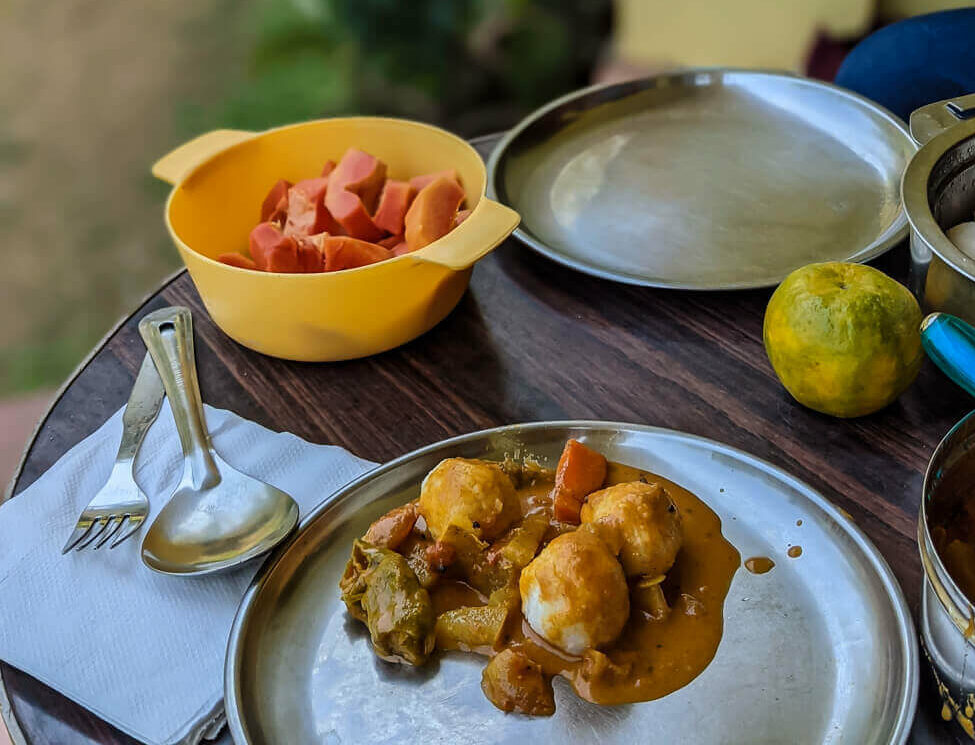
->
152, 129, 256, 185
921, 312, 975, 398
415, 199, 521, 270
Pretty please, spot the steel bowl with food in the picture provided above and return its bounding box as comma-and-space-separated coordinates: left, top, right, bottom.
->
919, 312, 975, 739
903, 93, 975, 324
152, 118, 520, 361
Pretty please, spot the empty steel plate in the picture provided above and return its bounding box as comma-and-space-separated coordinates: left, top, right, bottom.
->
488, 69, 916, 289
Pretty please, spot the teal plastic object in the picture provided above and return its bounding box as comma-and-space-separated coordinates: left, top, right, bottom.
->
921, 312, 975, 398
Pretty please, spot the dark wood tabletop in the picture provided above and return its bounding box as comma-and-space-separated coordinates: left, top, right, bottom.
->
1, 135, 966, 744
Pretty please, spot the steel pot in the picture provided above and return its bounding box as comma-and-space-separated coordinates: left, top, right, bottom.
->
904, 93, 975, 323
919, 312, 975, 739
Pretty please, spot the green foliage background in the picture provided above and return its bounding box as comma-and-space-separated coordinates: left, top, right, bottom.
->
182, 0, 610, 136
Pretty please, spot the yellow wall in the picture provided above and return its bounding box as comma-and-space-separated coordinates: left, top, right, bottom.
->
614, 0, 969, 71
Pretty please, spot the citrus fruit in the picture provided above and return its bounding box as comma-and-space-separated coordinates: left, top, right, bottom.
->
763, 262, 923, 418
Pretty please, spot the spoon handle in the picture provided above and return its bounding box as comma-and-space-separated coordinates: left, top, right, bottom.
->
139, 306, 221, 489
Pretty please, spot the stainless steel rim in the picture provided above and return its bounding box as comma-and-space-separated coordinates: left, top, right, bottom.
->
487, 68, 914, 290
902, 117, 975, 285
919, 409, 975, 639
224, 419, 919, 744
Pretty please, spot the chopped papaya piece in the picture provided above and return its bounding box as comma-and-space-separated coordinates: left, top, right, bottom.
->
321, 236, 393, 271
296, 237, 325, 273
249, 222, 300, 272
285, 177, 342, 237
217, 252, 257, 270
404, 176, 466, 251
330, 149, 388, 209
409, 169, 460, 193
300, 231, 329, 252
551, 439, 608, 524
249, 222, 298, 272
325, 149, 387, 241
377, 233, 404, 249
320, 160, 336, 178
328, 192, 384, 240
453, 208, 472, 228
372, 180, 415, 235
391, 241, 411, 256
260, 179, 291, 224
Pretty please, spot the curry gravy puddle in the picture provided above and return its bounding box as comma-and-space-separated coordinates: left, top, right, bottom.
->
428, 462, 740, 705
745, 556, 775, 574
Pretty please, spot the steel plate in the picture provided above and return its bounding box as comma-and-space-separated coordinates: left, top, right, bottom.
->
225, 422, 917, 744
487, 69, 916, 289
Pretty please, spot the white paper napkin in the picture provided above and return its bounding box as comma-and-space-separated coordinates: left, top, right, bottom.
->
0, 402, 376, 745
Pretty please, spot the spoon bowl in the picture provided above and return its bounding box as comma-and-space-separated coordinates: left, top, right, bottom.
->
142, 452, 299, 575
139, 306, 299, 576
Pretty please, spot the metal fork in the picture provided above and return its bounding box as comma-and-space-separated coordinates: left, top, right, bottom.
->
61, 352, 166, 553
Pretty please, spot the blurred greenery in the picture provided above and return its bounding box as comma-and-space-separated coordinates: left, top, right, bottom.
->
180, 0, 610, 136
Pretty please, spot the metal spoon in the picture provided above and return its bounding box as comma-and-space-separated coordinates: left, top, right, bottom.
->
138, 306, 299, 576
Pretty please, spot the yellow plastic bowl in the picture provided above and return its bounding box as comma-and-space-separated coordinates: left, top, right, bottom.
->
153, 118, 520, 361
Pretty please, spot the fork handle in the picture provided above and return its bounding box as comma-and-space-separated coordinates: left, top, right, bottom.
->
116, 352, 167, 465
139, 306, 220, 490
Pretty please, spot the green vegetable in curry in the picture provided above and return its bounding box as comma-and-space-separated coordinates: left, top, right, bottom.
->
340, 539, 435, 666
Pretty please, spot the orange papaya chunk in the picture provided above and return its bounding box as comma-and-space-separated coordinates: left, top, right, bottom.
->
453, 208, 472, 228
377, 233, 404, 249
404, 176, 466, 251
409, 169, 460, 193
321, 236, 393, 272
260, 179, 291, 224
320, 160, 336, 178
217, 252, 258, 270
330, 149, 388, 209
296, 237, 325, 272
249, 222, 300, 273
326, 192, 384, 241
300, 231, 329, 253
391, 241, 411, 256
372, 180, 415, 235
285, 177, 342, 237
325, 149, 387, 240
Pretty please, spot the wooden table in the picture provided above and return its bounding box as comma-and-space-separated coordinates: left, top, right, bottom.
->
1, 136, 966, 744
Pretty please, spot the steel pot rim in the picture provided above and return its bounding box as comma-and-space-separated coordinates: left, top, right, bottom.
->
902, 116, 975, 284
920, 408, 975, 641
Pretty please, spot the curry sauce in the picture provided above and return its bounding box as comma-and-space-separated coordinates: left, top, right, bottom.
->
341, 447, 741, 714
425, 461, 740, 706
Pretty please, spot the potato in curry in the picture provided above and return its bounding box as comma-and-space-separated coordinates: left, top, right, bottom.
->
340, 439, 740, 715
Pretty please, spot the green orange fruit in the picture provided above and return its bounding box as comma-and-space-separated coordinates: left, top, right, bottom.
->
763, 262, 923, 418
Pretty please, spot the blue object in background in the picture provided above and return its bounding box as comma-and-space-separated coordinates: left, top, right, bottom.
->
835, 8, 975, 122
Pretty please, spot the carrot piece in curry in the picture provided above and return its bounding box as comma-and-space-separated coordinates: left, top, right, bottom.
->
363, 502, 418, 550
551, 439, 607, 524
